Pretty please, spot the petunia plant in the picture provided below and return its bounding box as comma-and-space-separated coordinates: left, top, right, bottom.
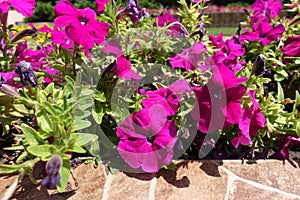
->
0, 0, 299, 195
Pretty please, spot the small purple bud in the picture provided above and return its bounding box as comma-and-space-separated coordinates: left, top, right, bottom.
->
0, 74, 6, 86
15, 61, 38, 87
11, 28, 37, 44
191, 23, 205, 40
236, 23, 242, 36
41, 154, 62, 188
251, 54, 265, 76
244, 8, 250, 16
117, 0, 147, 23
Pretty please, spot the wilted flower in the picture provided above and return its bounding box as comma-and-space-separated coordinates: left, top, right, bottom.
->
231, 90, 266, 148
117, 0, 148, 23
117, 104, 177, 173
41, 154, 62, 188
15, 61, 38, 87
54, 0, 109, 50
0, 0, 36, 17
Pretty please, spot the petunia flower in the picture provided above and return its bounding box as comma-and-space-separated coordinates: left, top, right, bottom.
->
0, 71, 19, 88
231, 90, 266, 148
116, 55, 141, 81
192, 64, 247, 133
96, 0, 108, 13
0, 0, 36, 17
281, 35, 300, 57
103, 40, 141, 81
54, 0, 109, 50
270, 135, 300, 160
170, 42, 208, 71
239, 21, 285, 46
212, 37, 245, 73
116, 104, 177, 173
41, 154, 62, 188
141, 80, 191, 116
51, 27, 74, 50
15, 61, 38, 87
251, 0, 282, 23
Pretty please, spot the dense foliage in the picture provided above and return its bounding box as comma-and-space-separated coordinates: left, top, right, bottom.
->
0, 0, 299, 196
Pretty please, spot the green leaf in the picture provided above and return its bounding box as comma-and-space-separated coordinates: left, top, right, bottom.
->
16, 151, 28, 164
21, 124, 44, 145
296, 121, 300, 137
73, 120, 91, 131
27, 145, 56, 158
56, 158, 70, 192
277, 82, 284, 101
94, 90, 106, 102
36, 108, 53, 132
44, 82, 54, 94
92, 107, 104, 124
0, 164, 24, 174
74, 133, 98, 146
67, 145, 86, 153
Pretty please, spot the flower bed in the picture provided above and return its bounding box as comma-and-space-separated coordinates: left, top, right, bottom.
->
0, 0, 299, 198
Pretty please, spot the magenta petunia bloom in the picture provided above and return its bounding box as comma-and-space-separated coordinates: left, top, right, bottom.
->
0, 71, 19, 87
231, 90, 266, 148
104, 40, 124, 57
192, 64, 247, 133
0, 0, 36, 17
209, 33, 225, 49
212, 37, 245, 73
116, 55, 141, 81
252, 0, 282, 20
170, 42, 208, 71
96, 0, 108, 13
141, 80, 191, 116
157, 14, 179, 27
51, 27, 74, 50
281, 35, 300, 57
239, 21, 285, 46
116, 104, 177, 173
54, 0, 109, 50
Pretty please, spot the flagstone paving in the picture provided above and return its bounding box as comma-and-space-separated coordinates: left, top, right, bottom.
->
1, 160, 300, 200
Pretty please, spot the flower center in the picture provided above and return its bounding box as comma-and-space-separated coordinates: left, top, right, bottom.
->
78, 16, 89, 25
147, 135, 156, 144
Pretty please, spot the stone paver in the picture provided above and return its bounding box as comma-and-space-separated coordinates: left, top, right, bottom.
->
221, 160, 300, 196
1, 160, 300, 200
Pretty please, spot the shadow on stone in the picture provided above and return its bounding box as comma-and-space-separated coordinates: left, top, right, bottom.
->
199, 160, 222, 177
12, 176, 76, 200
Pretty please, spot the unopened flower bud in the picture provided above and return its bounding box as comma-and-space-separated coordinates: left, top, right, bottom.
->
15, 61, 38, 87
41, 154, 62, 188
251, 54, 265, 76
0, 74, 6, 86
